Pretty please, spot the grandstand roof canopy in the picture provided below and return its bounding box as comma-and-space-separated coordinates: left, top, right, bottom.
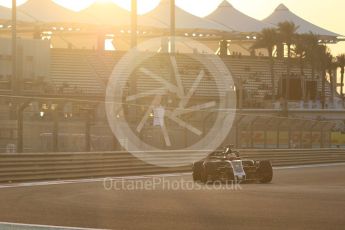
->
17, 0, 83, 24
140, 0, 231, 33
0, 5, 12, 21
0, 4, 33, 23
206, 1, 272, 33
263, 4, 341, 39
0, 0, 342, 40
78, 2, 132, 27
79, 2, 165, 28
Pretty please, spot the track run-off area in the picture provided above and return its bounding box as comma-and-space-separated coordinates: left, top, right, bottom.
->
0, 164, 345, 230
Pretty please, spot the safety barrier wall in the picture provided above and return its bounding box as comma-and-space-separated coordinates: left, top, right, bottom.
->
0, 148, 344, 183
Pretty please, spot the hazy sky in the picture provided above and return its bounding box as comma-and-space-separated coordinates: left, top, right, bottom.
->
0, 0, 344, 55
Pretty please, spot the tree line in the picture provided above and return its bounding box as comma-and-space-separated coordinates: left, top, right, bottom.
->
252, 21, 345, 109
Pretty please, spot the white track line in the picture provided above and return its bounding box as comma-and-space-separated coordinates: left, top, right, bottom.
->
0, 163, 344, 189
274, 162, 345, 170
0, 173, 191, 189
0, 221, 108, 230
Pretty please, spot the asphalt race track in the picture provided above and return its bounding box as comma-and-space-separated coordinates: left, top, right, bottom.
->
0, 164, 345, 230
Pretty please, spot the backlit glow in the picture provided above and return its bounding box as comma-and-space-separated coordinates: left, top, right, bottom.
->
0, 0, 343, 54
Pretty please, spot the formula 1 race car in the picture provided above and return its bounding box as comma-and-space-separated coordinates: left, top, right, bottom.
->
192, 145, 273, 183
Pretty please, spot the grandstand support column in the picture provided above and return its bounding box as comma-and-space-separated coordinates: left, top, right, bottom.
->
33, 26, 42, 39
328, 129, 332, 148
250, 118, 258, 148
235, 122, 239, 148
276, 128, 280, 149
235, 115, 244, 148
299, 122, 307, 148
17, 43, 23, 92
11, 0, 17, 95
170, 0, 175, 53
331, 68, 336, 104
97, 30, 105, 52
203, 112, 214, 145
310, 121, 318, 149
235, 78, 243, 109
131, 0, 137, 48
334, 68, 339, 102
85, 115, 91, 152
288, 120, 291, 149
264, 131, 267, 148
276, 119, 285, 149
264, 119, 272, 149
277, 44, 284, 59
284, 77, 289, 116
112, 135, 119, 151
219, 40, 228, 57
320, 126, 324, 148
321, 68, 326, 109
320, 124, 326, 148
52, 109, 59, 152
84, 109, 94, 152
17, 102, 29, 153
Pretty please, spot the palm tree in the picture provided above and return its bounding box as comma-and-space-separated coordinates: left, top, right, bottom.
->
293, 34, 307, 75
277, 21, 299, 109
252, 28, 278, 102
304, 33, 320, 81
325, 52, 335, 103
293, 34, 308, 101
316, 45, 329, 109
337, 54, 345, 98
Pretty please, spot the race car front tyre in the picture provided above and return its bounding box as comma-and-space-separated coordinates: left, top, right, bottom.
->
257, 160, 273, 183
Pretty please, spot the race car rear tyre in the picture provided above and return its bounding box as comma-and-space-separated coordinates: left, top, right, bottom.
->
257, 160, 273, 183
192, 170, 201, 182
192, 163, 202, 182
200, 168, 208, 183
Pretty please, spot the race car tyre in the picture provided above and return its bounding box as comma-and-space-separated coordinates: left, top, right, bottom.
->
203, 164, 218, 182
200, 167, 208, 183
192, 162, 202, 181
257, 160, 273, 183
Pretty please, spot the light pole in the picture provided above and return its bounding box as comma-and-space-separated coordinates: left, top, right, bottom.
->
12, 0, 17, 94
170, 0, 175, 53
131, 0, 137, 48
80, 107, 95, 152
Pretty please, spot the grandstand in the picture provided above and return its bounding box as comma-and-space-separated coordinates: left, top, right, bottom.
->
0, 46, 343, 152
0, 0, 344, 153
47, 49, 337, 107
